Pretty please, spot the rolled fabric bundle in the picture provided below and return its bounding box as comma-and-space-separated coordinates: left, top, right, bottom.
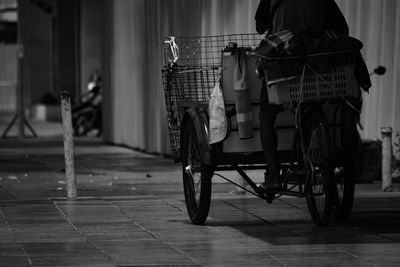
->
233, 50, 253, 139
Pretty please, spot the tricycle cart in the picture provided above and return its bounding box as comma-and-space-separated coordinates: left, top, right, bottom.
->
162, 34, 360, 226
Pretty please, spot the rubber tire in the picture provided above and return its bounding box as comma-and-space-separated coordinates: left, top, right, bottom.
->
181, 119, 213, 225
333, 105, 358, 220
74, 115, 91, 136
304, 113, 334, 226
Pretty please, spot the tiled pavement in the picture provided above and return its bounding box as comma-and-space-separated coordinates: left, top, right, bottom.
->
1, 136, 400, 266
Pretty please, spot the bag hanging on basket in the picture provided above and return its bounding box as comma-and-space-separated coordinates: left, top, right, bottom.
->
233, 50, 254, 139
209, 79, 227, 144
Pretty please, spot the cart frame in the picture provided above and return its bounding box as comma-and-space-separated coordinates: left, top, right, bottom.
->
162, 34, 360, 226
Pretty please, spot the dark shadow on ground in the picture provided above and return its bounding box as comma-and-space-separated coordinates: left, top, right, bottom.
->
204, 196, 400, 246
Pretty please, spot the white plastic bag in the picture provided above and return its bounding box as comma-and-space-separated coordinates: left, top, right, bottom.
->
209, 80, 227, 144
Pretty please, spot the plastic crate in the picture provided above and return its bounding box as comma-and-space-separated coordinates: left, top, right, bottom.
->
267, 64, 360, 105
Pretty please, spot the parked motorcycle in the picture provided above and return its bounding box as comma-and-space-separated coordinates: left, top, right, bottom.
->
72, 71, 102, 136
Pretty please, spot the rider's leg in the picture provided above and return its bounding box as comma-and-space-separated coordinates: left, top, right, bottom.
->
341, 98, 362, 167
260, 110, 280, 187
260, 82, 283, 189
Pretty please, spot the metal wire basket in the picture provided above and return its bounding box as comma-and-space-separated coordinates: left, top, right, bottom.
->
162, 34, 262, 160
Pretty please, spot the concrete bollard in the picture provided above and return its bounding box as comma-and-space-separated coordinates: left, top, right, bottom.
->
60, 92, 77, 199
235, 172, 246, 195
381, 127, 393, 192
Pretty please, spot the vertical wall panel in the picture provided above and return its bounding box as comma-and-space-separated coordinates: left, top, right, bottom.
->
143, 0, 169, 153
0, 45, 17, 114
110, 0, 147, 146
391, 2, 400, 132
80, 0, 102, 94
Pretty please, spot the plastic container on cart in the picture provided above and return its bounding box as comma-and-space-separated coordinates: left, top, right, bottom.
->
266, 64, 360, 106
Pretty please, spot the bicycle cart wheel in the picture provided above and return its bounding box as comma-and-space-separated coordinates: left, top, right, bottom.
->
181, 119, 213, 225
303, 114, 334, 226
333, 164, 355, 220
333, 105, 359, 220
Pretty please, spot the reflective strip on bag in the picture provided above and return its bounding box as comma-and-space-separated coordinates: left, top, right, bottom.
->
236, 112, 253, 123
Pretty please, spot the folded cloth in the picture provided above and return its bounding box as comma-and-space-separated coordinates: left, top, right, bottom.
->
256, 29, 371, 91
233, 50, 254, 139
255, 30, 294, 57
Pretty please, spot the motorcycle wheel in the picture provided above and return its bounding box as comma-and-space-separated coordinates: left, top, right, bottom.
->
74, 115, 92, 136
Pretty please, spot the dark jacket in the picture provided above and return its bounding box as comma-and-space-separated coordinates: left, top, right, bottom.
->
255, 0, 349, 35
255, 0, 371, 91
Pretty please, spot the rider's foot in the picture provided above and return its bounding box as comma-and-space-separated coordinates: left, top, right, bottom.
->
263, 181, 282, 191
260, 172, 282, 191
259, 181, 281, 192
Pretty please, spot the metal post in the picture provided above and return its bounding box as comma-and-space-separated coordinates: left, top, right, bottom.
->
235, 173, 246, 195
16, 0, 24, 137
381, 127, 393, 192
61, 92, 77, 199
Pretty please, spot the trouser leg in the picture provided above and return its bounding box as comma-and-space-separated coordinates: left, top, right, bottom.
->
260, 110, 280, 182
341, 99, 361, 166
259, 83, 283, 183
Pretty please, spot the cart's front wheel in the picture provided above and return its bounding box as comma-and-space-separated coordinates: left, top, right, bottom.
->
304, 115, 334, 226
182, 119, 213, 225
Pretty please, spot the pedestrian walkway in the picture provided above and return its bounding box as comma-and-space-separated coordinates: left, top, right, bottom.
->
1, 136, 400, 266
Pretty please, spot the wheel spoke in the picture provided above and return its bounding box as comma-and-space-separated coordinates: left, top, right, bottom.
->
190, 131, 202, 205
304, 119, 333, 226
307, 128, 327, 216
184, 124, 203, 208
332, 104, 357, 220
334, 167, 345, 203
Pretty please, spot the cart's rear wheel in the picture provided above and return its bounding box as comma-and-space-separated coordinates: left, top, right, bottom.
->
333, 165, 355, 220
333, 105, 358, 220
182, 119, 213, 225
304, 115, 334, 226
